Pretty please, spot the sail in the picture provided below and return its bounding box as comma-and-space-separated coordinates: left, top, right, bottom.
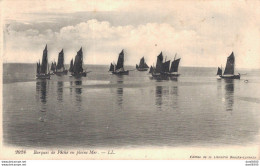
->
109, 63, 114, 72
115, 50, 124, 71
217, 67, 222, 75
40, 45, 48, 74
144, 62, 149, 68
149, 66, 154, 73
50, 62, 55, 71
139, 57, 145, 68
69, 59, 74, 72
162, 60, 170, 73
223, 52, 235, 75
36, 62, 40, 74
170, 58, 181, 73
57, 49, 64, 70
73, 47, 84, 74
136, 64, 138, 69
155, 52, 163, 73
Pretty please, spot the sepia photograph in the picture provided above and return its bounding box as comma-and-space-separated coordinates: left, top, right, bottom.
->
0, 0, 259, 161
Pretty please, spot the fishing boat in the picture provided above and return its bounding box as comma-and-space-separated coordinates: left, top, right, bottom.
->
71, 47, 88, 77
149, 66, 154, 73
54, 49, 68, 76
151, 52, 169, 79
219, 52, 240, 79
136, 57, 149, 71
216, 66, 222, 76
109, 63, 115, 72
36, 45, 51, 79
50, 61, 56, 75
167, 54, 181, 77
110, 50, 129, 75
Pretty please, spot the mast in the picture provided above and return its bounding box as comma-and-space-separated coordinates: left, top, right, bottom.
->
223, 52, 235, 75
115, 49, 124, 71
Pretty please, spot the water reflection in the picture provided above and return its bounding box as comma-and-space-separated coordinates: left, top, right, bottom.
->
57, 81, 63, 102
224, 79, 234, 111
116, 78, 124, 107
155, 86, 162, 109
74, 80, 82, 105
170, 86, 178, 109
36, 80, 48, 104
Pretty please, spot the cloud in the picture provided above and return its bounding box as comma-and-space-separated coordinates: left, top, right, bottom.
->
2, 0, 260, 69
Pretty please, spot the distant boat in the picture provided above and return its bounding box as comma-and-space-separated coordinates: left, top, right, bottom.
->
219, 52, 240, 79
54, 49, 68, 76
110, 49, 129, 75
149, 66, 154, 73
36, 45, 51, 79
136, 57, 149, 71
71, 47, 88, 77
216, 66, 222, 76
50, 61, 56, 74
109, 63, 115, 72
168, 54, 181, 77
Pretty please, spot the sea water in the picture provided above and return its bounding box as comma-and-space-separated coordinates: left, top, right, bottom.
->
3, 64, 260, 148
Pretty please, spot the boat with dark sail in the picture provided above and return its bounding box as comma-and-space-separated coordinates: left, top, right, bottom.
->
167, 54, 181, 77
219, 52, 240, 79
151, 52, 169, 79
71, 47, 88, 77
110, 50, 129, 75
216, 66, 222, 76
69, 59, 74, 73
136, 57, 149, 71
109, 63, 115, 72
36, 45, 51, 79
149, 66, 154, 73
54, 49, 68, 76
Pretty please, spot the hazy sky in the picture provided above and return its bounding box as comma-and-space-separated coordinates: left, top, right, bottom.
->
1, 0, 260, 68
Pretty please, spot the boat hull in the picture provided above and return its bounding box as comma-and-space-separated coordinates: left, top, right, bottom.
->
136, 68, 149, 71
71, 71, 87, 77
36, 73, 51, 79
54, 70, 68, 76
112, 70, 129, 75
220, 75, 240, 79
151, 73, 169, 80
167, 73, 180, 77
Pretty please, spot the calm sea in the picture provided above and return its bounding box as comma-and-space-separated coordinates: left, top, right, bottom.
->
3, 63, 260, 148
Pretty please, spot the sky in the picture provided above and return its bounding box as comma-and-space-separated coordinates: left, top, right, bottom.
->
1, 0, 260, 68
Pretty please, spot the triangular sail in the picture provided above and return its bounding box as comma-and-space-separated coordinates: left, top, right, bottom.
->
36, 62, 40, 74
73, 47, 84, 74
57, 49, 64, 70
136, 64, 138, 69
149, 66, 154, 73
144, 62, 149, 68
109, 63, 114, 72
139, 57, 145, 68
155, 52, 163, 73
115, 50, 124, 71
170, 58, 181, 73
40, 45, 48, 74
162, 60, 170, 73
217, 67, 222, 75
223, 52, 235, 75
69, 59, 74, 72
51, 62, 55, 71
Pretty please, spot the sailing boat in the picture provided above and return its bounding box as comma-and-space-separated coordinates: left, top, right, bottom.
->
168, 54, 181, 77
110, 49, 129, 75
50, 61, 56, 74
136, 57, 149, 71
151, 52, 169, 79
109, 63, 115, 72
54, 49, 68, 76
71, 47, 88, 77
149, 66, 154, 73
216, 66, 222, 76
36, 45, 51, 79
219, 52, 240, 79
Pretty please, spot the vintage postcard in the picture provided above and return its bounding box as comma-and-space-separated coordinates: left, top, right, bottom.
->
0, 0, 259, 160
